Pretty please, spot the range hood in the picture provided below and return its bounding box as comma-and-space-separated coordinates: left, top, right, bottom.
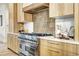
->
23, 3, 49, 14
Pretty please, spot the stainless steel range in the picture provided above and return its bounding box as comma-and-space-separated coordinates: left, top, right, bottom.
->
18, 33, 53, 56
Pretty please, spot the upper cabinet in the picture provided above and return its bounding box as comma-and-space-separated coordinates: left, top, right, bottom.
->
49, 3, 74, 17
9, 3, 18, 32
17, 3, 33, 22
63, 4, 73, 15
9, 4, 15, 32
74, 4, 79, 41
17, 3, 24, 22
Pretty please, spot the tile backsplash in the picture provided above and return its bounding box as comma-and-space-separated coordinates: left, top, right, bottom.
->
33, 9, 55, 34
55, 17, 74, 38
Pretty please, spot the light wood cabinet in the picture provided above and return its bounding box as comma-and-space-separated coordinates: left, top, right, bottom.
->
7, 34, 20, 54
9, 4, 15, 32
17, 3, 24, 22
24, 13, 32, 22
49, 3, 73, 17
39, 39, 77, 56
40, 39, 48, 56
9, 3, 19, 33
17, 3, 32, 22
47, 40, 62, 49
40, 46, 48, 56
62, 43, 77, 56
63, 4, 73, 16
40, 39, 63, 56
13, 35, 20, 53
47, 40, 63, 56
40, 39, 48, 46
74, 4, 79, 41
7, 34, 12, 49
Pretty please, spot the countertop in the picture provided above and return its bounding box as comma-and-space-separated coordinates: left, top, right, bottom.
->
8, 32, 19, 36
38, 36, 79, 45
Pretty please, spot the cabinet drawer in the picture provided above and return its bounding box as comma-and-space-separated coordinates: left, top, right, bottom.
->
47, 40, 61, 49
48, 49, 62, 56
63, 43, 77, 53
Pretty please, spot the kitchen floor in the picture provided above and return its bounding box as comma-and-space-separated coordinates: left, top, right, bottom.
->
0, 42, 18, 56
0, 42, 7, 50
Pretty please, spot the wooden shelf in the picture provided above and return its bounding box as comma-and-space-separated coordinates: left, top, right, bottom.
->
23, 3, 49, 14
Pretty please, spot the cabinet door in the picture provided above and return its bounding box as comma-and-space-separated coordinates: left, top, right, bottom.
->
11, 35, 15, 51
16, 35, 20, 53
47, 40, 63, 56
13, 35, 20, 53
9, 4, 15, 32
7, 34, 12, 48
8, 35, 15, 52
40, 39, 48, 56
17, 3, 24, 22
7, 34, 14, 50
49, 3, 73, 17
49, 3, 63, 17
7, 34, 20, 54
64, 3, 73, 16
62, 43, 77, 56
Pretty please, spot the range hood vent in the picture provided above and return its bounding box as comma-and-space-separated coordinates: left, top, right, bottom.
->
23, 3, 49, 14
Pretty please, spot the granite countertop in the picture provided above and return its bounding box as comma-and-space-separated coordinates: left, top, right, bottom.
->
38, 36, 79, 44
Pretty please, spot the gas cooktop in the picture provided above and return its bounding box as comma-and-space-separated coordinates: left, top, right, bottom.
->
20, 32, 53, 36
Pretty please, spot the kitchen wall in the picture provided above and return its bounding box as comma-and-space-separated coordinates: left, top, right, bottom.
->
0, 4, 9, 43
33, 9, 55, 34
